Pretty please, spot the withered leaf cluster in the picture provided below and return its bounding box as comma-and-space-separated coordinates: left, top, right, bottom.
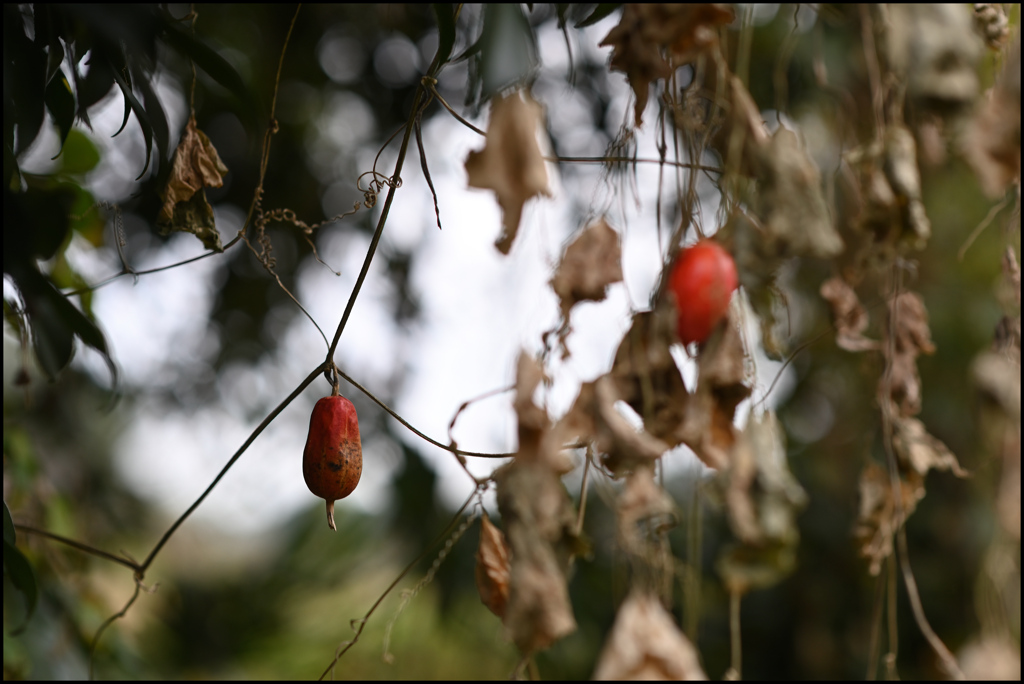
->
844, 125, 931, 250
465, 90, 551, 255
551, 219, 623, 318
846, 288, 968, 574
964, 35, 1020, 199
717, 411, 806, 594
487, 353, 578, 654
600, 4, 734, 127
158, 115, 229, 252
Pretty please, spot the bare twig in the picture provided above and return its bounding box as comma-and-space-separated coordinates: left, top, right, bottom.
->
140, 363, 326, 572
13, 524, 140, 573
319, 489, 478, 680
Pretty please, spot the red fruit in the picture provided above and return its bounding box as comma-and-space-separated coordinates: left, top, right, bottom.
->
303, 395, 362, 530
668, 240, 738, 345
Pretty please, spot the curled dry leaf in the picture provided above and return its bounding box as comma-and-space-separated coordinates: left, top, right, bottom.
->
820, 276, 880, 352
616, 465, 676, 555
972, 4, 1011, 50
465, 90, 551, 255
883, 126, 931, 248
886, 4, 982, 111
553, 378, 671, 476
495, 457, 578, 654
892, 416, 967, 480
550, 218, 623, 320
476, 513, 511, 619
855, 461, 922, 576
963, 35, 1020, 198
752, 128, 843, 260
676, 307, 751, 471
601, 4, 733, 127
592, 591, 707, 681
723, 411, 807, 546
884, 291, 936, 417
158, 115, 229, 252
716, 412, 806, 595
608, 304, 690, 448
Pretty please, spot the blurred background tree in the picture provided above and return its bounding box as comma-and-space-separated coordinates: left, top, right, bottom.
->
3, 3, 1020, 680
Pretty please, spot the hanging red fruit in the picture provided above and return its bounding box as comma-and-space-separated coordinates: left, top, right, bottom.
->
303, 395, 362, 530
668, 239, 739, 345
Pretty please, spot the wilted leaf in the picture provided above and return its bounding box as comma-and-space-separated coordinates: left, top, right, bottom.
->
820, 276, 879, 352
723, 411, 807, 546
617, 466, 675, 555
592, 591, 707, 680
158, 115, 228, 252
608, 304, 689, 448
855, 461, 921, 576
476, 513, 511, 619
716, 542, 799, 596
600, 4, 733, 127
752, 128, 843, 260
465, 90, 551, 254
676, 308, 751, 470
963, 35, 1020, 198
886, 4, 982, 111
495, 458, 578, 654
972, 4, 1011, 50
550, 218, 623, 319
883, 126, 930, 249
884, 291, 935, 417
892, 416, 967, 479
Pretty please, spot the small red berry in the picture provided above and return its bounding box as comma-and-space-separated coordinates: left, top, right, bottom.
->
667, 240, 739, 345
303, 395, 362, 530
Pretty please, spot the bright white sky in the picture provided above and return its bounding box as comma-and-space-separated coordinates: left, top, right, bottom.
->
5, 10, 799, 536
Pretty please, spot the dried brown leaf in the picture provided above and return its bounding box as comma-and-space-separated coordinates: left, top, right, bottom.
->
609, 304, 690, 447
495, 459, 578, 654
752, 128, 844, 260
476, 513, 511, 619
592, 591, 707, 681
600, 4, 733, 127
724, 411, 807, 546
855, 461, 923, 576
964, 35, 1021, 198
820, 276, 880, 352
884, 126, 931, 248
158, 115, 229, 252
465, 91, 551, 254
885, 291, 936, 416
551, 218, 623, 317
617, 465, 676, 554
892, 416, 967, 479
887, 4, 982, 110
676, 308, 751, 470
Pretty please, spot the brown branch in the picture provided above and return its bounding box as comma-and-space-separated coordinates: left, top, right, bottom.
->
13, 524, 140, 573
139, 363, 326, 572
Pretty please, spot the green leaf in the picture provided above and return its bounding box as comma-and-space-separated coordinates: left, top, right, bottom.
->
3, 501, 15, 546
5, 6, 48, 155
159, 19, 261, 130
109, 65, 154, 180
4, 539, 39, 634
44, 72, 76, 159
574, 3, 621, 28
132, 63, 169, 174
57, 129, 100, 175
479, 4, 539, 99
430, 4, 457, 73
